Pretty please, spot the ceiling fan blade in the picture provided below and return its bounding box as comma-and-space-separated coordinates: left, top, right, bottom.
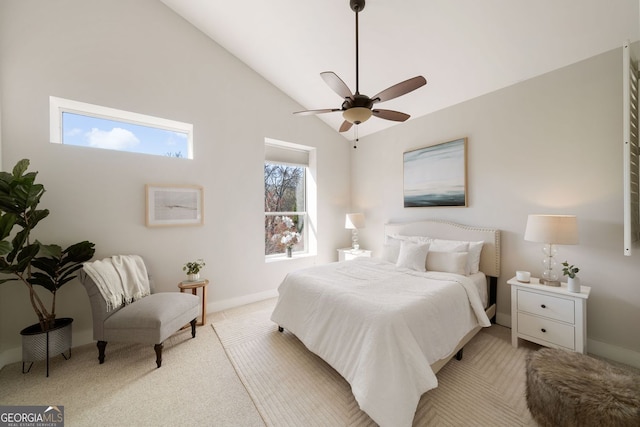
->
371, 76, 427, 104
339, 120, 353, 132
293, 108, 341, 116
321, 72, 353, 100
372, 109, 410, 122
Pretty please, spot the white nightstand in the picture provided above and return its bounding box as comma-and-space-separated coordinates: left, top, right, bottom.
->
508, 277, 590, 353
337, 248, 372, 262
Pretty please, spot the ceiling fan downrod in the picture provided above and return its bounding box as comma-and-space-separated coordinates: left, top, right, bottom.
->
350, 0, 365, 95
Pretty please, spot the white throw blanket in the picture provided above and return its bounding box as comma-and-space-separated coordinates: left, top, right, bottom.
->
83, 255, 151, 311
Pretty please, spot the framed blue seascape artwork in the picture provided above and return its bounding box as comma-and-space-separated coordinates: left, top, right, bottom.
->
403, 138, 467, 207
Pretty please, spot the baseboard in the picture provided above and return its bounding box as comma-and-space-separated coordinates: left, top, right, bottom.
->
495, 311, 511, 328
587, 338, 640, 369
207, 289, 278, 314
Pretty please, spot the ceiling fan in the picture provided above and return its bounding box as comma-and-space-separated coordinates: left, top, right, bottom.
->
294, 0, 427, 134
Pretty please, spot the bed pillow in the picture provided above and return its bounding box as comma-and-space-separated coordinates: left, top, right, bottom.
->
429, 239, 473, 274
395, 241, 430, 272
426, 251, 469, 275
381, 243, 401, 264
386, 234, 432, 244
467, 241, 484, 274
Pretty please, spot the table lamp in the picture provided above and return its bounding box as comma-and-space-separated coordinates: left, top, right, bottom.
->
345, 213, 365, 251
524, 214, 578, 286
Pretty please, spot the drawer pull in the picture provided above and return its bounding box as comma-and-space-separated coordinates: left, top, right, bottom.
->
540, 304, 546, 309
541, 328, 547, 333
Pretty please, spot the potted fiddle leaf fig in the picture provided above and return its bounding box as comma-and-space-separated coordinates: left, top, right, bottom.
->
0, 159, 95, 375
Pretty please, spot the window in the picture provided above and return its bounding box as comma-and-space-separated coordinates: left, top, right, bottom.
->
49, 96, 193, 158
264, 139, 316, 258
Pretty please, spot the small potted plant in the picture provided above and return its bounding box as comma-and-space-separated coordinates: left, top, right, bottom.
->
183, 259, 205, 281
561, 261, 580, 293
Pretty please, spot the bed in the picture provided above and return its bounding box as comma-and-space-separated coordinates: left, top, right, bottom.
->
270, 220, 501, 427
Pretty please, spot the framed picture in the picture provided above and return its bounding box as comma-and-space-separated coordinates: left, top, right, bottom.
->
403, 137, 467, 207
145, 184, 204, 227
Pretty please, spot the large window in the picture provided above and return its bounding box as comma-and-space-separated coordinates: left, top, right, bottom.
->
264, 139, 316, 258
264, 163, 306, 256
50, 96, 193, 158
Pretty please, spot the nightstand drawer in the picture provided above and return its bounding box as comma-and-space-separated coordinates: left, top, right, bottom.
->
517, 289, 575, 324
517, 312, 575, 349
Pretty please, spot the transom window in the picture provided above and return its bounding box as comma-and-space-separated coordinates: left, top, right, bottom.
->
49, 96, 193, 158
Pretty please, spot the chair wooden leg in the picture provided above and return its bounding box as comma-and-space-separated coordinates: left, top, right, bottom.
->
190, 319, 196, 338
154, 343, 163, 368
97, 341, 107, 364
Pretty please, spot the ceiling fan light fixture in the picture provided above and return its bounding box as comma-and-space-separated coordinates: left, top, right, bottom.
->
343, 107, 372, 124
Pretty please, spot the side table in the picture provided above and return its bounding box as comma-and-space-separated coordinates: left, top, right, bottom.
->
508, 277, 590, 353
337, 248, 372, 261
178, 279, 209, 326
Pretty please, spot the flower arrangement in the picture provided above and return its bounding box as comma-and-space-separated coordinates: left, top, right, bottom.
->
561, 261, 579, 279
183, 259, 206, 275
271, 216, 301, 255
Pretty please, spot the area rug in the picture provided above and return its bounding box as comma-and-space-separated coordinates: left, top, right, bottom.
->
212, 302, 537, 426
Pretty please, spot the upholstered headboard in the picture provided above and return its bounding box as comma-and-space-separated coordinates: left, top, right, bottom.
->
384, 220, 501, 278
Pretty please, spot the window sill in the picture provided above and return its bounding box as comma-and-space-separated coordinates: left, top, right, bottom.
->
265, 252, 316, 263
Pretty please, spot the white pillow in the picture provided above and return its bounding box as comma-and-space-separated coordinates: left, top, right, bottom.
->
430, 239, 472, 274
381, 243, 401, 263
426, 251, 469, 275
430, 239, 469, 252
467, 241, 484, 274
396, 241, 430, 272
386, 234, 432, 244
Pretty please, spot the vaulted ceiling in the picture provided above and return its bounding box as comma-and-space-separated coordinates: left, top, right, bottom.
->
161, 0, 639, 139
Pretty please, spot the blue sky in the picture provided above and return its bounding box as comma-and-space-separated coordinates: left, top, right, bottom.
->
62, 112, 189, 157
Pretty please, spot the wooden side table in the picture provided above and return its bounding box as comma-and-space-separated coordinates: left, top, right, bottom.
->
178, 279, 209, 326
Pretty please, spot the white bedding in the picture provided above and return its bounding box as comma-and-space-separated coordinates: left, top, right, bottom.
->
270, 257, 491, 427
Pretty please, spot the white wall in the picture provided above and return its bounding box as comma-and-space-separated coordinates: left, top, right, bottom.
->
0, 0, 352, 367
351, 47, 640, 367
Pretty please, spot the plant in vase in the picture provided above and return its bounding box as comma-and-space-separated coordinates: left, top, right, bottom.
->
0, 159, 96, 374
561, 261, 580, 293
183, 259, 205, 281
272, 216, 301, 257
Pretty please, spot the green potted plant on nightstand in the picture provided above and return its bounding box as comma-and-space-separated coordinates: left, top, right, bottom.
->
561, 261, 580, 293
183, 259, 205, 281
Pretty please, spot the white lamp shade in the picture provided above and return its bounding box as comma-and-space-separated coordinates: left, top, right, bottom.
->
345, 213, 366, 229
343, 107, 372, 124
524, 214, 578, 245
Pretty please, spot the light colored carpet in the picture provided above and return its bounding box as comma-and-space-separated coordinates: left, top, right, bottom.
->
213, 300, 539, 427
0, 324, 264, 427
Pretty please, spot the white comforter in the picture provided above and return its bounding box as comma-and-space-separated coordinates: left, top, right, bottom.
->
270, 257, 491, 427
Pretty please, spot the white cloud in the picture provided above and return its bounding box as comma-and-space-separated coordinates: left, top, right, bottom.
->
86, 127, 140, 150
66, 128, 83, 137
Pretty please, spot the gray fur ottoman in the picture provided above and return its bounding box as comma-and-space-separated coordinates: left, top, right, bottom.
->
526, 348, 640, 427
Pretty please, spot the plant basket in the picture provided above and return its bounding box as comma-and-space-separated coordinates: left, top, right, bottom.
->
20, 317, 73, 377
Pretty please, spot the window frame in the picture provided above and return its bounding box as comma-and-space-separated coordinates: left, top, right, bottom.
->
49, 96, 194, 158
264, 138, 316, 261
264, 162, 308, 258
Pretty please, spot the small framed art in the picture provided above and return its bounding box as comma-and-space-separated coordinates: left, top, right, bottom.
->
403, 137, 467, 207
145, 184, 204, 227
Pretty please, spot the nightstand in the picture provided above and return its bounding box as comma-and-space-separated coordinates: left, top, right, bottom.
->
508, 277, 590, 353
337, 248, 372, 262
